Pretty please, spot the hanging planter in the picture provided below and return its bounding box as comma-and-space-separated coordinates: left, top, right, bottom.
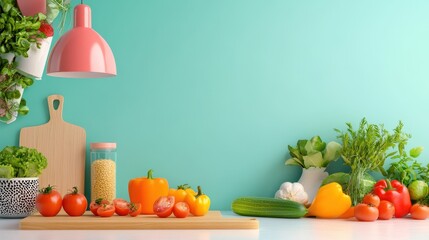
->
0, 57, 33, 124
0, 53, 15, 63
15, 7, 55, 80
0, 85, 25, 124
15, 36, 53, 80
0, 0, 70, 124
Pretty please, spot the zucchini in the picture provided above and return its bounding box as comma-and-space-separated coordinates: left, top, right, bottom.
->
231, 197, 308, 218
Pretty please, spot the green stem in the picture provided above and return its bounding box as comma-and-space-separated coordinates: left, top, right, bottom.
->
40, 184, 54, 194
177, 184, 190, 190
71, 186, 78, 194
196, 186, 203, 198
95, 198, 104, 205
347, 167, 367, 206
147, 169, 153, 179
385, 179, 393, 190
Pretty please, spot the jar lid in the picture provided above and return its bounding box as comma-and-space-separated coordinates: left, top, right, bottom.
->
90, 142, 117, 149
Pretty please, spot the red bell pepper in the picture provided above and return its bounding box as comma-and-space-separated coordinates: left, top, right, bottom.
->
373, 179, 411, 218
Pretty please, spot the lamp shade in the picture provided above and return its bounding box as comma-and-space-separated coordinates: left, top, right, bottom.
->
47, 4, 116, 78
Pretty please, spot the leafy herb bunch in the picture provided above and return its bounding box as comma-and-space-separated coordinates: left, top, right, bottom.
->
335, 118, 410, 205
383, 146, 429, 186
0, 0, 47, 57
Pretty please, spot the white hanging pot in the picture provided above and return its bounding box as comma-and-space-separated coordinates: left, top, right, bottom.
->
1, 53, 20, 124
0, 53, 15, 63
0, 85, 24, 124
298, 167, 328, 203
15, 37, 53, 80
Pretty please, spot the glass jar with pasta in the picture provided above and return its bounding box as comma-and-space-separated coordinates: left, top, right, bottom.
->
90, 142, 117, 202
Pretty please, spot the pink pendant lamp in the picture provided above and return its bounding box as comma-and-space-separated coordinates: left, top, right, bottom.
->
47, 2, 116, 78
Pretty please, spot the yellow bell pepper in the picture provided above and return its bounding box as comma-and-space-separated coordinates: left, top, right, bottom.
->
185, 186, 210, 216
307, 182, 351, 218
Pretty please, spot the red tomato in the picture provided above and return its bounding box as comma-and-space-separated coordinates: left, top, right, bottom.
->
129, 202, 142, 217
113, 198, 130, 216
153, 196, 175, 218
173, 202, 190, 218
97, 204, 116, 217
62, 187, 88, 216
90, 198, 110, 216
36, 185, 63, 217
354, 203, 379, 221
362, 193, 380, 207
378, 200, 395, 220
410, 203, 429, 220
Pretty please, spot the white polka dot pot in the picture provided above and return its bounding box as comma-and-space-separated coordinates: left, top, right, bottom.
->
0, 178, 39, 218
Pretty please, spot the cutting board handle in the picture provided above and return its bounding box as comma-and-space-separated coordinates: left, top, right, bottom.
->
48, 94, 64, 122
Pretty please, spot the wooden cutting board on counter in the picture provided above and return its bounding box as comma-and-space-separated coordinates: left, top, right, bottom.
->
19, 94, 86, 196
19, 211, 259, 230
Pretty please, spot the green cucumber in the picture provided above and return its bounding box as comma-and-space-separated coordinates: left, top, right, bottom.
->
231, 197, 308, 218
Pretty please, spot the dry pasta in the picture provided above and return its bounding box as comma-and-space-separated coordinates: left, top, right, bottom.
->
91, 159, 116, 202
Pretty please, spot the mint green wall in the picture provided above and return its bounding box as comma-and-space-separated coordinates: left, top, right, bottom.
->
2, 1, 429, 210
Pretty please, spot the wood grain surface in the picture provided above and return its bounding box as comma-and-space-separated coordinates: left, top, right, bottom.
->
19, 95, 86, 196
19, 211, 259, 230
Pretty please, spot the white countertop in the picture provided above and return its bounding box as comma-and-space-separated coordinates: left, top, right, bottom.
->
1, 211, 428, 240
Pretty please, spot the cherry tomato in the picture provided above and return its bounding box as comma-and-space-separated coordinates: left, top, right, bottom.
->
378, 200, 395, 220
97, 204, 116, 217
129, 202, 142, 217
62, 187, 88, 216
90, 198, 110, 216
173, 202, 190, 218
36, 185, 63, 217
113, 198, 130, 216
153, 196, 175, 218
410, 203, 429, 220
362, 193, 380, 207
354, 203, 379, 221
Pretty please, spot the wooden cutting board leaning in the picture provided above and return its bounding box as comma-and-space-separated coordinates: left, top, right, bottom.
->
19, 94, 86, 196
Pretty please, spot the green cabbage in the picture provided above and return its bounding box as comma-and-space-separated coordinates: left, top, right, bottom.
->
321, 172, 376, 200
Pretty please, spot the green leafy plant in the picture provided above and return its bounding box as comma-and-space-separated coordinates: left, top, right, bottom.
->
0, 57, 33, 122
335, 118, 410, 205
0, 146, 48, 178
46, 0, 71, 33
0, 0, 47, 57
383, 146, 429, 186
285, 135, 342, 169
0, 0, 66, 124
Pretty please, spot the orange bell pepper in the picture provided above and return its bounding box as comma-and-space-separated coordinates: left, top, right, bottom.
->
128, 169, 169, 214
185, 186, 210, 216
168, 184, 196, 202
